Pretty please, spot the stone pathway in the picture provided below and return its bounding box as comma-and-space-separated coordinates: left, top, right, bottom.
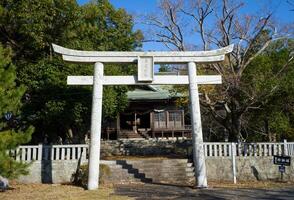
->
114, 183, 294, 200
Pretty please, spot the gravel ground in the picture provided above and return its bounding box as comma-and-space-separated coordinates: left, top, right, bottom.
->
114, 182, 294, 200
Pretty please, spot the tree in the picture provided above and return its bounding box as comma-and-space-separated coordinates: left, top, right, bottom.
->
0, 0, 142, 143
243, 40, 294, 141
144, 0, 293, 141
0, 44, 34, 179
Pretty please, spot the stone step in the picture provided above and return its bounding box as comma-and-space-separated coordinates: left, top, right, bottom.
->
130, 166, 190, 172
111, 169, 152, 182
110, 170, 193, 182
110, 166, 194, 176
127, 159, 189, 164
131, 162, 192, 167
153, 180, 195, 186
106, 165, 125, 169
106, 169, 151, 183
152, 178, 193, 183
134, 166, 194, 173
107, 173, 137, 179
102, 159, 196, 185
126, 159, 188, 165
108, 173, 136, 179
106, 177, 141, 183
139, 169, 194, 176
137, 171, 194, 178
129, 163, 190, 169
186, 162, 193, 167
119, 134, 144, 138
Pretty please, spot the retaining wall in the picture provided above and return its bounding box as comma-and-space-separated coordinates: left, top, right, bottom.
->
18, 160, 88, 184
16, 140, 294, 184
101, 139, 192, 157
206, 157, 294, 181
18, 157, 294, 184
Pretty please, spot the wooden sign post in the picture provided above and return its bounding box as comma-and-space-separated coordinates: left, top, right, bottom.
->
53, 44, 234, 190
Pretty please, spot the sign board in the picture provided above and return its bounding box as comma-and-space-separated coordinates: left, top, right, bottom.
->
279, 165, 286, 173
273, 155, 291, 166
138, 56, 154, 82
4, 112, 12, 121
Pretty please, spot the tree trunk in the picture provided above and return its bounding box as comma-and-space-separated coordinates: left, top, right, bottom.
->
229, 110, 243, 142
264, 118, 271, 142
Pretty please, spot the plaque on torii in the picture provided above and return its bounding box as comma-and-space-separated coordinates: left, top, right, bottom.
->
53, 44, 234, 190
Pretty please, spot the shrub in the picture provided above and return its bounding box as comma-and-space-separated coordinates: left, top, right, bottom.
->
72, 164, 111, 188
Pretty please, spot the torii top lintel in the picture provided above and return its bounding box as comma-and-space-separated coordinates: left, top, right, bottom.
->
52, 44, 234, 64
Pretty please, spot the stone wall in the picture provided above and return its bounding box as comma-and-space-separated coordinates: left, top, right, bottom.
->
17, 156, 294, 184
16, 140, 294, 184
206, 157, 294, 181
101, 139, 192, 158
18, 160, 87, 184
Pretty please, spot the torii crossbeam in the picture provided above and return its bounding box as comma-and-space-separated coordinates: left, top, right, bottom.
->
53, 44, 234, 190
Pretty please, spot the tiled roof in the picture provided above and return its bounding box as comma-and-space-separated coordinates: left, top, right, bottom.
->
127, 85, 182, 100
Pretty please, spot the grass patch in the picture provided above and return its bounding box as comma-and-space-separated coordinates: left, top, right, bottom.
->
0, 181, 132, 200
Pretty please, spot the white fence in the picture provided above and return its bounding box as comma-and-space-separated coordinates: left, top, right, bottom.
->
204, 142, 294, 157
10, 144, 88, 162
12, 141, 294, 161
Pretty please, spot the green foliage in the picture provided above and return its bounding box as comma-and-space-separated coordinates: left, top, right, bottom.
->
0, 44, 34, 179
243, 39, 294, 141
0, 45, 25, 127
75, 0, 142, 51
0, 0, 79, 60
0, 0, 142, 143
72, 164, 111, 188
0, 128, 34, 179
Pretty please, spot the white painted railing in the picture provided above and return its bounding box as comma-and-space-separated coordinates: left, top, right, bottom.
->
11, 144, 88, 161
12, 141, 294, 161
287, 143, 294, 156
204, 142, 294, 157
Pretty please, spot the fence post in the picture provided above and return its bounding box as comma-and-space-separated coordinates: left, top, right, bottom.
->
231, 142, 237, 184
283, 139, 288, 156
15, 147, 20, 161
81, 146, 87, 163
38, 144, 43, 161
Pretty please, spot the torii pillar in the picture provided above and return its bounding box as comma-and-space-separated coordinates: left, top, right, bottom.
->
188, 62, 207, 187
88, 62, 104, 189
52, 44, 234, 189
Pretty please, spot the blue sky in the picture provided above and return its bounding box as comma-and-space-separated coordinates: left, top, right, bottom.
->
78, 0, 294, 51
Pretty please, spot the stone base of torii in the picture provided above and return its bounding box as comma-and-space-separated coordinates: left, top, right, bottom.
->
53, 44, 234, 190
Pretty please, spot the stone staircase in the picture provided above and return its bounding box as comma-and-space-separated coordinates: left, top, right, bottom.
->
101, 159, 195, 186
119, 131, 144, 139
99, 161, 142, 183
137, 130, 150, 139
137, 128, 151, 139
117, 129, 151, 140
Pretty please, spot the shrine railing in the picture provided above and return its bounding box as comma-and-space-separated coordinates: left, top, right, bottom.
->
12, 141, 294, 161
10, 144, 88, 162
203, 142, 294, 157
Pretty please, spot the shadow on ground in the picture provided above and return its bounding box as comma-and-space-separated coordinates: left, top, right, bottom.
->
113, 183, 294, 200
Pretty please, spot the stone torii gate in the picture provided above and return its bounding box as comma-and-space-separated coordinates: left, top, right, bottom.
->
53, 44, 233, 190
